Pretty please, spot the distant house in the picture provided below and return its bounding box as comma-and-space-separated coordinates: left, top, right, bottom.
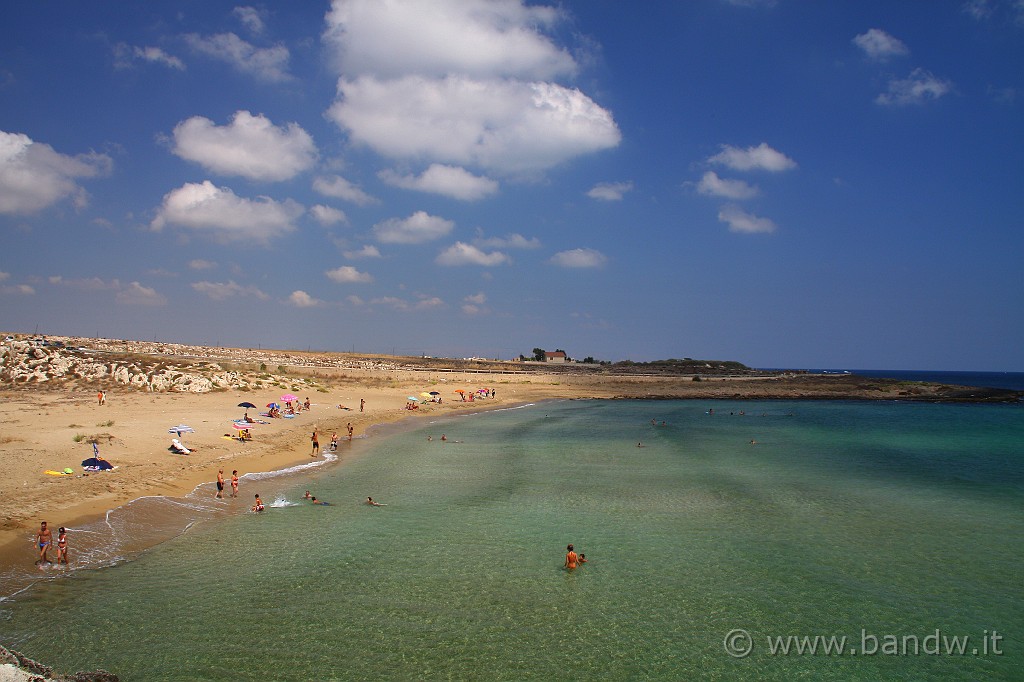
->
544, 351, 567, 364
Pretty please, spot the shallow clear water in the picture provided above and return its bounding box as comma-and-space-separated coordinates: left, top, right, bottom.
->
1, 400, 1022, 680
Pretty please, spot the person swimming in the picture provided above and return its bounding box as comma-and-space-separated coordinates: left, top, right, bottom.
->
366, 496, 384, 506
311, 496, 331, 505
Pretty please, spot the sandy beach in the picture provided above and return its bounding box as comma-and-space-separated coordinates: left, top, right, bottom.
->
2, 338, 1018, 578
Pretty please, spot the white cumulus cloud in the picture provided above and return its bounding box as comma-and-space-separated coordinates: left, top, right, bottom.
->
709, 143, 797, 172
379, 164, 498, 201
288, 290, 321, 307
875, 68, 953, 106
312, 174, 378, 206
116, 281, 167, 306
373, 210, 454, 244
171, 111, 317, 182
150, 180, 303, 243
343, 245, 381, 259
323, 0, 577, 81
328, 75, 620, 175
549, 248, 607, 268
436, 242, 509, 266
0, 130, 112, 215
852, 28, 909, 61
696, 171, 759, 199
311, 204, 348, 225
473, 232, 540, 249
184, 32, 291, 82
718, 205, 776, 234
326, 265, 373, 283
191, 280, 269, 301
113, 44, 186, 70
586, 181, 633, 201
233, 6, 266, 35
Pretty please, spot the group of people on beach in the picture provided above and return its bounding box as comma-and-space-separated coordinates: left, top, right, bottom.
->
34, 521, 68, 568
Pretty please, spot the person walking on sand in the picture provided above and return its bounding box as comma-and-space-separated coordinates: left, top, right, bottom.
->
35, 521, 52, 565
215, 469, 225, 499
231, 470, 239, 497
311, 430, 319, 457
360, 398, 365, 413
56, 527, 68, 565
97, 390, 105, 406
564, 544, 579, 570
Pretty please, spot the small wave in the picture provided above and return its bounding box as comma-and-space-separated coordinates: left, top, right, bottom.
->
269, 498, 299, 508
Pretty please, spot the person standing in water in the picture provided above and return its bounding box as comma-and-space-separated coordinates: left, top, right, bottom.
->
35, 521, 52, 566
564, 544, 579, 570
55, 527, 69, 565
311, 429, 319, 457
231, 470, 239, 497
215, 469, 225, 499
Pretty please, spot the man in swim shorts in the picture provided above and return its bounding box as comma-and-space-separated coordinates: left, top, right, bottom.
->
36, 521, 52, 565
564, 544, 578, 570
215, 469, 225, 499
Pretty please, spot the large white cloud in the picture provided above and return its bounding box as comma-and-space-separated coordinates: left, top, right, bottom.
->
0, 131, 112, 214
718, 205, 776, 234
184, 32, 291, 82
379, 164, 498, 201
852, 28, 909, 61
436, 242, 509, 266
150, 180, 303, 243
323, 0, 619, 176
328, 76, 619, 174
696, 171, 759, 199
709, 143, 796, 172
323, 0, 576, 80
875, 68, 953, 106
372, 210, 454, 244
172, 111, 317, 181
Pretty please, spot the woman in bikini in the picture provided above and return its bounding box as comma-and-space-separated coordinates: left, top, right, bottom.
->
56, 527, 68, 565
564, 544, 579, 570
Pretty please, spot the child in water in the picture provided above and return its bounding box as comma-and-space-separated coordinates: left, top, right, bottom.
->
252, 494, 265, 512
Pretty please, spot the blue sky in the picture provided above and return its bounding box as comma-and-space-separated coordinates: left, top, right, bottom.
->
1, 1, 1022, 370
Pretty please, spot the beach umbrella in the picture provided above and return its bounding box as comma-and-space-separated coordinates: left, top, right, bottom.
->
266, 402, 279, 408
428, 391, 440, 396
281, 393, 298, 403
420, 392, 432, 397
168, 424, 195, 443
238, 402, 257, 409
454, 389, 465, 394
407, 396, 419, 401
232, 423, 254, 430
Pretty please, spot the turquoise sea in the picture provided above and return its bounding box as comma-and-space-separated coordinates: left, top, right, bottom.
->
1, 399, 1023, 680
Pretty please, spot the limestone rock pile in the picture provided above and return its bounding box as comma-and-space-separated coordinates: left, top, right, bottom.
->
0, 340, 287, 393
